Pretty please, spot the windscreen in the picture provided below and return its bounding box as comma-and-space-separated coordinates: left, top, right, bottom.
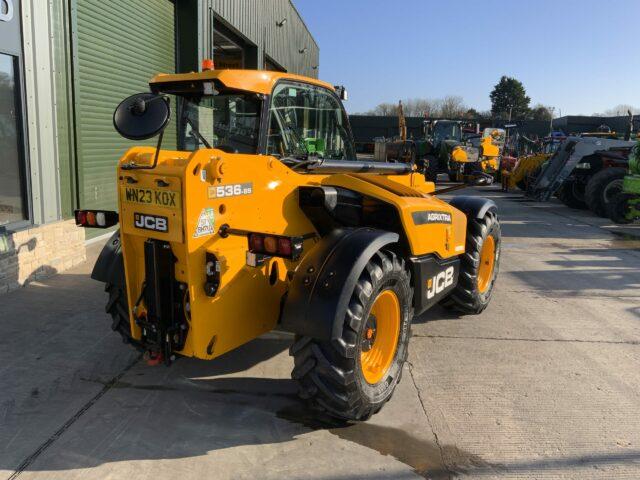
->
266, 82, 355, 161
433, 122, 461, 144
179, 93, 261, 153
156, 82, 262, 153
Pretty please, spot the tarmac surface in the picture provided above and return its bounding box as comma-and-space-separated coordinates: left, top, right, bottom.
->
1, 187, 640, 479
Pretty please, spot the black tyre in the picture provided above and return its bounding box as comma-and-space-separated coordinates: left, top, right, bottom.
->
440, 210, 501, 314
557, 181, 587, 209
525, 166, 542, 195
448, 170, 458, 182
516, 179, 528, 191
607, 192, 635, 224
290, 249, 412, 422
424, 155, 439, 182
105, 283, 142, 350
585, 167, 626, 217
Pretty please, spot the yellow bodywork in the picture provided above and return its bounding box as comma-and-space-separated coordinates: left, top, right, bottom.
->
449, 135, 501, 180
150, 69, 335, 95
117, 148, 467, 361
507, 153, 551, 190
479, 136, 500, 172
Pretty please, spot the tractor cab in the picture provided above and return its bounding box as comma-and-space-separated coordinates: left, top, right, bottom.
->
424, 120, 464, 148
120, 69, 357, 165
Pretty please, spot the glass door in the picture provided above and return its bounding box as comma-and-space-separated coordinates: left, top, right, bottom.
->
0, 52, 27, 226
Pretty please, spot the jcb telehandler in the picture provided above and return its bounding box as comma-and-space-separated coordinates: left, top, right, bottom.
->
77, 67, 501, 422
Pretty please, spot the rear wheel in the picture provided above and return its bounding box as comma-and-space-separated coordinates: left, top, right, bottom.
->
290, 249, 412, 422
607, 192, 635, 224
440, 210, 501, 314
557, 180, 587, 209
585, 167, 626, 217
105, 283, 141, 350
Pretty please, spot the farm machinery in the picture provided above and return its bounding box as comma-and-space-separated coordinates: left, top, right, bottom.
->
608, 140, 640, 224
75, 67, 501, 422
527, 136, 635, 214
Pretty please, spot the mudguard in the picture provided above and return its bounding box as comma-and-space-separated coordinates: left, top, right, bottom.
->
91, 230, 125, 286
280, 228, 399, 340
448, 196, 497, 219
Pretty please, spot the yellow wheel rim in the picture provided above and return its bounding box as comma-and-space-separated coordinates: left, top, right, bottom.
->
477, 235, 496, 294
360, 289, 401, 384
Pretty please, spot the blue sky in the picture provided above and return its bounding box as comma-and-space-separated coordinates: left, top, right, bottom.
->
294, 0, 640, 116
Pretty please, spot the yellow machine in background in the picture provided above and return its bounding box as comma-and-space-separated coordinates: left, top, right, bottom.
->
76, 68, 501, 422
449, 128, 504, 183
503, 135, 566, 191
505, 152, 552, 191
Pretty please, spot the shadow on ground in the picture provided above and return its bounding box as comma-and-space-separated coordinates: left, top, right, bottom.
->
2, 332, 457, 480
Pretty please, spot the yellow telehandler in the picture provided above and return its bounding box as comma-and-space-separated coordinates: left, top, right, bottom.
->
76, 66, 501, 421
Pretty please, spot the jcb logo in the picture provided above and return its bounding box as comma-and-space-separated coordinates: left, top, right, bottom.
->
426, 266, 454, 299
134, 213, 168, 233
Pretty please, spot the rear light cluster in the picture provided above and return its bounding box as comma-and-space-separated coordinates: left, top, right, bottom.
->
75, 209, 119, 228
248, 233, 303, 260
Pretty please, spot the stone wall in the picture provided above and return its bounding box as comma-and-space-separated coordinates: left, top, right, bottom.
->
0, 219, 86, 294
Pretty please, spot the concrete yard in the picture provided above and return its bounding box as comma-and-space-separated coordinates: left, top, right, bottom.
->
1, 188, 640, 480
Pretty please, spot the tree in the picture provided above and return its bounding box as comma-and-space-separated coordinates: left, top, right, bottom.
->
361, 96, 470, 118
362, 102, 397, 116
530, 104, 554, 121
439, 96, 467, 118
599, 104, 640, 116
465, 108, 479, 119
490, 76, 531, 120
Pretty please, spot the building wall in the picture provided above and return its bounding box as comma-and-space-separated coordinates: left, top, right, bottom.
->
0, 0, 319, 294
0, 0, 87, 294
21, 0, 62, 226
208, 0, 319, 78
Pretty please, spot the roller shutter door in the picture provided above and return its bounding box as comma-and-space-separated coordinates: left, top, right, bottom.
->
73, 0, 176, 211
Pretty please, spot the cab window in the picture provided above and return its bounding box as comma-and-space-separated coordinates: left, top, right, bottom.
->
266, 82, 354, 160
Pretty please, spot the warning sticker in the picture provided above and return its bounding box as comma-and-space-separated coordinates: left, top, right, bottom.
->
194, 208, 215, 238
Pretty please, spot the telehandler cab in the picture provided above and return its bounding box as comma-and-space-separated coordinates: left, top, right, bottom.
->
77, 67, 501, 421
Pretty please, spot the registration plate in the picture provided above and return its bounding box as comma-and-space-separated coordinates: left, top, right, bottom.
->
121, 186, 181, 209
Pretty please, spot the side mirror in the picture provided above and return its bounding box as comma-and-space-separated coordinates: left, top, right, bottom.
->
334, 85, 348, 101
113, 93, 170, 140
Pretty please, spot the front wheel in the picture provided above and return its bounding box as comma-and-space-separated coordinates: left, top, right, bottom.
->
557, 180, 587, 209
607, 192, 635, 224
424, 155, 439, 182
440, 210, 501, 314
290, 249, 412, 422
585, 167, 626, 217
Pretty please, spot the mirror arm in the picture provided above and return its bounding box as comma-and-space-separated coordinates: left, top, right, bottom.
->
121, 129, 164, 171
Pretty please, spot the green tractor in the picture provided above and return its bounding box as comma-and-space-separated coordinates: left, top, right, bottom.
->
423, 120, 466, 182
607, 140, 640, 224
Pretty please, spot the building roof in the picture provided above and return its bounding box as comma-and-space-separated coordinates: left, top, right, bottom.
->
150, 69, 333, 94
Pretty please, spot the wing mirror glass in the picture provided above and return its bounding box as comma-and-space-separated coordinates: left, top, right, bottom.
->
113, 93, 170, 140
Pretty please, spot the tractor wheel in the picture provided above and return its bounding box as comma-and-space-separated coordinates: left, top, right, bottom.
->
290, 249, 412, 422
516, 179, 528, 191
105, 283, 142, 350
440, 210, 501, 314
424, 155, 439, 182
525, 166, 542, 195
557, 181, 587, 209
585, 167, 626, 217
607, 192, 635, 224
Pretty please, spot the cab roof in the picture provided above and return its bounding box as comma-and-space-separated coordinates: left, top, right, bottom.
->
149, 69, 334, 95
